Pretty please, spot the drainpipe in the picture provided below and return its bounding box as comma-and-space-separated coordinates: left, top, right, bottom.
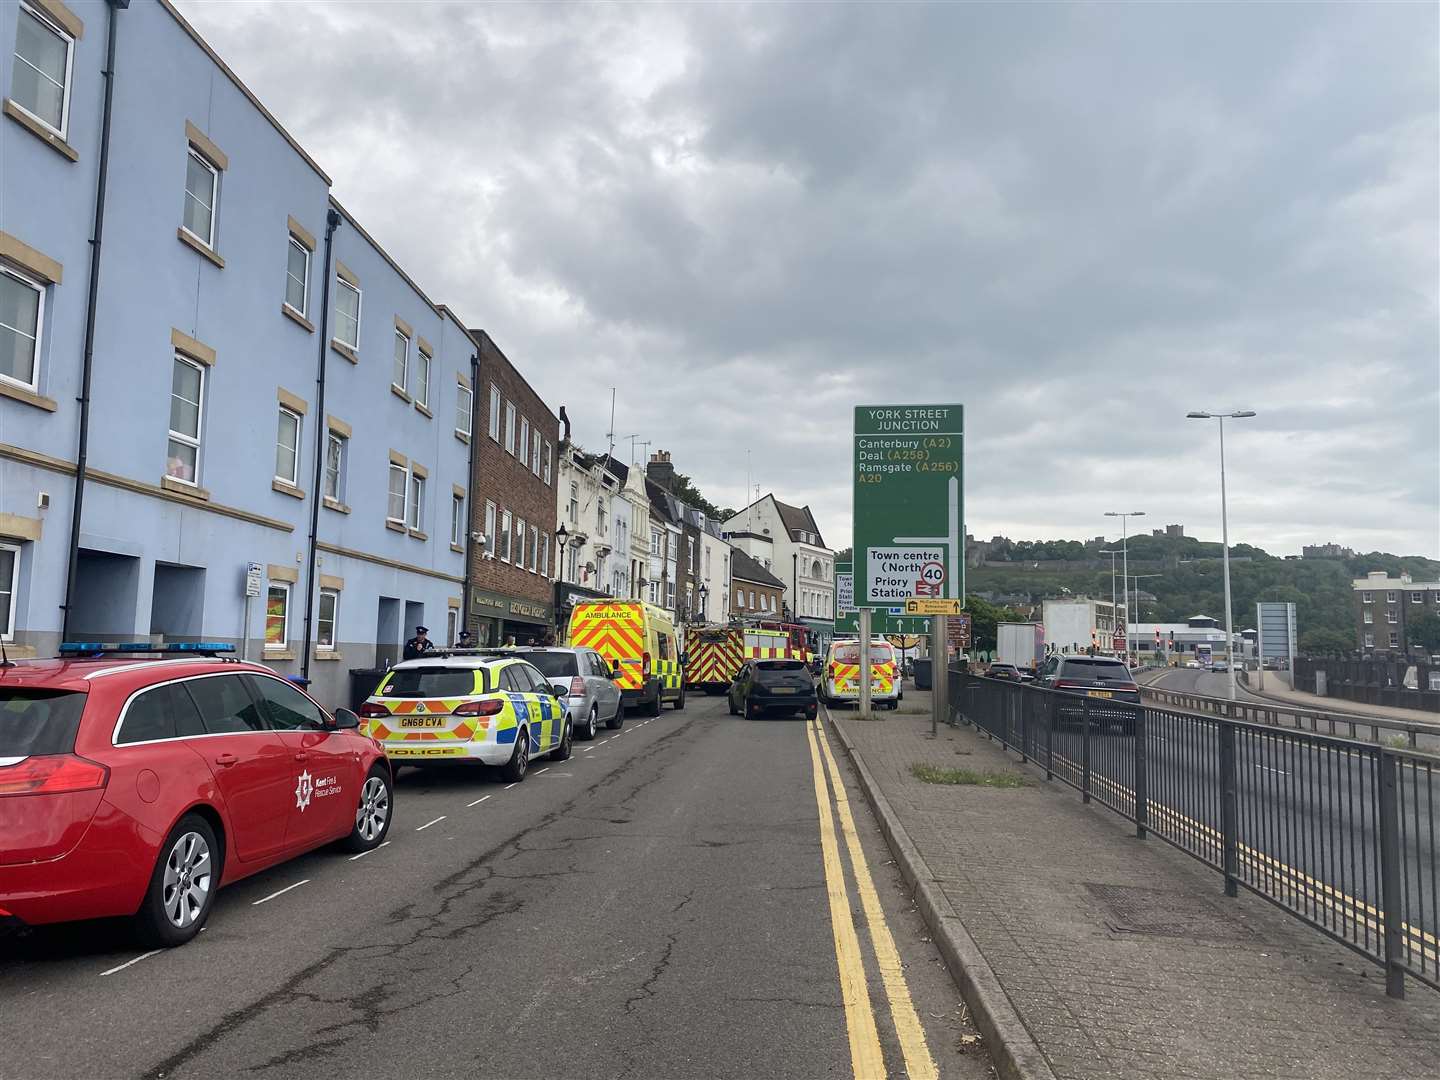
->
460, 350, 480, 635
60, 0, 127, 641
299, 208, 342, 681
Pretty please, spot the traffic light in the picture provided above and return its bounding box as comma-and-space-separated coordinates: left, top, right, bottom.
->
1154, 628, 1162, 650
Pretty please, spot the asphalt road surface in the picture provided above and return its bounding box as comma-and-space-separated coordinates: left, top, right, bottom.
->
0, 695, 992, 1080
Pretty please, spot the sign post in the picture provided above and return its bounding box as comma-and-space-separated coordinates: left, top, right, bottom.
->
242, 562, 262, 661
854, 404, 964, 730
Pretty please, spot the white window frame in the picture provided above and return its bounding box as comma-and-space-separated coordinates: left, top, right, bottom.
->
1412, 592, 1424, 604
392, 329, 410, 393
1387, 591, 1398, 603
456, 384, 473, 438
387, 463, 407, 524
317, 587, 339, 652
275, 406, 301, 486
1364, 632, 1374, 649
519, 417, 530, 469
1362, 591, 1372, 604
500, 510, 512, 562
0, 264, 45, 393
182, 149, 219, 250
488, 384, 501, 441
167, 354, 205, 487
504, 401, 516, 455
540, 532, 549, 577
1387, 610, 1398, 624
284, 236, 310, 317
532, 431, 542, 478
568, 482, 579, 525
1363, 610, 1373, 625
324, 432, 345, 501
11, 2, 75, 139
264, 582, 290, 653
650, 528, 660, 556
334, 279, 362, 350
451, 492, 465, 547
408, 472, 425, 531
415, 349, 431, 408
516, 517, 527, 569
542, 441, 552, 485
485, 501, 497, 557
529, 525, 539, 572
0, 540, 19, 641
1389, 632, 1400, 649
447, 607, 459, 647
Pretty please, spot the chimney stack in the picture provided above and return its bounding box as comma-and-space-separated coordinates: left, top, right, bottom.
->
647, 449, 676, 491
558, 405, 571, 444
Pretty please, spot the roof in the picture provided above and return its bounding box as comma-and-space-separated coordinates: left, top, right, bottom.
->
645, 478, 682, 523
730, 547, 785, 588
774, 498, 826, 548
390, 652, 523, 670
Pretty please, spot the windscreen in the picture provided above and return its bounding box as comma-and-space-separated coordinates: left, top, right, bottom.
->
0, 690, 87, 757
756, 660, 808, 682
382, 668, 481, 698
524, 653, 579, 678
1061, 658, 1132, 681
833, 645, 861, 663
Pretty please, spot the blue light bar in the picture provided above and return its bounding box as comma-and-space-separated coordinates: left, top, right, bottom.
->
58, 641, 237, 655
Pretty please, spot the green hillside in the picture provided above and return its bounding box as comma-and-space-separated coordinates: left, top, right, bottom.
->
966, 541, 1440, 653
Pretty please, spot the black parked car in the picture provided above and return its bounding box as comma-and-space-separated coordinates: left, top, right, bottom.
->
986, 663, 1023, 681
729, 659, 818, 721
1035, 654, 1141, 731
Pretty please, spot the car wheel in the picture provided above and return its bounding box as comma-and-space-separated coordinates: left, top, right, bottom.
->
501, 729, 530, 783
552, 720, 573, 761
646, 684, 662, 717
673, 684, 686, 711
342, 767, 393, 853
581, 706, 599, 740
606, 703, 624, 730
728, 695, 738, 716
135, 813, 219, 947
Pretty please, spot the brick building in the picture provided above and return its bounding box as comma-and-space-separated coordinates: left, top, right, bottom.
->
1352, 570, 1440, 653
731, 547, 785, 617
464, 330, 558, 645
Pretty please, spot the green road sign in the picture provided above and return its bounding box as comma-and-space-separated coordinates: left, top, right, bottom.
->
853, 404, 964, 607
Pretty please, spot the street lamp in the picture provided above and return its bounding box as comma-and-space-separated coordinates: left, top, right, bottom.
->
1187, 410, 1255, 700
1103, 511, 1145, 660
697, 582, 709, 623
1128, 572, 1163, 659
554, 525, 568, 584
1099, 548, 1121, 652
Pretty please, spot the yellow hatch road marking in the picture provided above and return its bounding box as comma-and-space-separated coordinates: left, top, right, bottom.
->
813, 717, 939, 1080
805, 715, 885, 1077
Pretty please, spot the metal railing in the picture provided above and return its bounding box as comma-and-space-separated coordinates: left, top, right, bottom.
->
1140, 683, 1440, 755
951, 669, 1440, 997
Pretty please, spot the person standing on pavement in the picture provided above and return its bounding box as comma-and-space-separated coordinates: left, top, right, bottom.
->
454, 629, 474, 648
403, 625, 436, 660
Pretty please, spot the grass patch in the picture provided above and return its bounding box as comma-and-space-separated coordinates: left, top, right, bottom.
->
1381, 733, 1411, 750
910, 763, 1031, 788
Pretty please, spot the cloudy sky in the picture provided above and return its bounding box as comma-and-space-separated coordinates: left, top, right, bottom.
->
178, 0, 1439, 558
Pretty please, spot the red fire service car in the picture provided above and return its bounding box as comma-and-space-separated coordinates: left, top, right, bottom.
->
0, 643, 392, 946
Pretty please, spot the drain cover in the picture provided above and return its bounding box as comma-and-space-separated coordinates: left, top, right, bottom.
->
1084, 883, 1254, 941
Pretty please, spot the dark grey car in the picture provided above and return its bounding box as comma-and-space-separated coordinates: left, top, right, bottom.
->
1035, 654, 1141, 731
510, 647, 623, 739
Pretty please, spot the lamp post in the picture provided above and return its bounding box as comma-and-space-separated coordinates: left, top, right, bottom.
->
1187, 410, 1256, 700
554, 524, 568, 584
1100, 548, 1121, 653
698, 582, 709, 623
1103, 511, 1145, 661
1127, 572, 1163, 661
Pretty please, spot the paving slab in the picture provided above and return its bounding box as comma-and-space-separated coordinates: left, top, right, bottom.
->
827, 696, 1440, 1080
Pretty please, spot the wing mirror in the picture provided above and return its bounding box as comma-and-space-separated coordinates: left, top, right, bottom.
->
611, 660, 624, 679
330, 707, 361, 730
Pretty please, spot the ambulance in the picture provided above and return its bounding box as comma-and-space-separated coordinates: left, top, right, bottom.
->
818, 638, 901, 709
567, 600, 685, 716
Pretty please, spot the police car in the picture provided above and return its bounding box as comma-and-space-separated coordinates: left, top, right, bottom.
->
357, 652, 572, 781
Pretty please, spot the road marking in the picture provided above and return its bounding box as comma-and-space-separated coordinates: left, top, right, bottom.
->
467, 795, 492, 807
100, 949, 162, 976
504, 782, 519, 790
535, 766, 549, 774
1253, 763, 1287, 775
582, 746, 594, 752
415, 816, 447, 832
252, 879, 310, 906
814, 716, 938, 1080
803, 711, 885, 1078
348, 839, 392, 861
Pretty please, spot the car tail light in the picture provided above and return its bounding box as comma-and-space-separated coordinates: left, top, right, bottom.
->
358, 702, 390, 719
454, 699, 505, 717
1115, 683, 1139, 693
568, 676, 586, 697
1052, 680, 1085, 690
642, 651, 652, 676
0, 755, 109, 797
828, 663, 837, 678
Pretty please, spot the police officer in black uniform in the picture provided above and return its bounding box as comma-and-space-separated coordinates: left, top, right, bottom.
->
403, 625, 435, 660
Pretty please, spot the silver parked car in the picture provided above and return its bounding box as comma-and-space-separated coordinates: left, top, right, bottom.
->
507, 647, 623, 739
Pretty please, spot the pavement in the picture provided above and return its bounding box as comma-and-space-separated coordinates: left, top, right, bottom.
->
0, 693, 993, 1080
827, 692, 1440, 1080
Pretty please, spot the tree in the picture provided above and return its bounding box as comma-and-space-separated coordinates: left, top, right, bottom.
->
1408, 611, 1440, 652
668, 471, 725, 521
1300, 628, 1352, 655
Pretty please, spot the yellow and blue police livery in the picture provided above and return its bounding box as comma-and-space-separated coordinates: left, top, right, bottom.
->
358, 653, 572, 783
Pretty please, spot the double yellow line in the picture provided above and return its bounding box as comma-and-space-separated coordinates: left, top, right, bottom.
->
805, 714, 938, 1080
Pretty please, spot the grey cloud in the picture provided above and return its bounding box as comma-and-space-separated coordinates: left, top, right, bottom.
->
178, 0, 1439, 557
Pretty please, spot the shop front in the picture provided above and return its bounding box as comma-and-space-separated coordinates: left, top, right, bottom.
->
554, 582, 612, 642
469, 589, 555, 647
